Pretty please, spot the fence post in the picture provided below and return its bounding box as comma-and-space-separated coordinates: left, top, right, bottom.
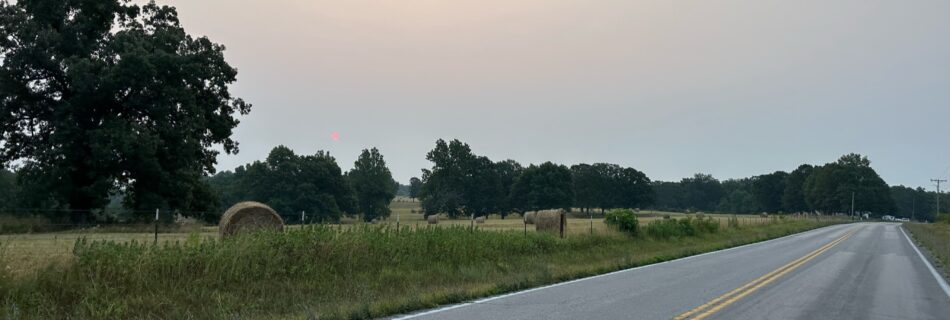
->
153, 208, 159, 245
560, 212, 566, 239
589, 210, 593, 235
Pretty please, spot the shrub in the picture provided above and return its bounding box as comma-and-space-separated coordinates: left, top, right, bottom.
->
645, 219, 682, 239
604, 209, 638, 236
645, 216, 720, 240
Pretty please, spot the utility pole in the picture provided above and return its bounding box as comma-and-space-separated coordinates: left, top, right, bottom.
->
933, 179, 947, 216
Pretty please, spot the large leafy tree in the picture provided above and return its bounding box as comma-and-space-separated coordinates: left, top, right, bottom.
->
680, 173, 724, 212
493, 159, 523, 218
420, 139, 477, 218
408, 177, 422, 200
652, 181, 685, 211
0, 1, 250, 222
510, 162, 573, 212
419, 139, 509, 218
782, 164, 814, 213
890, 185, 935, 221
751, 171, 788, 213
804, 154, 895, 215
348, 148, 397, 222
208, 146, 356, 223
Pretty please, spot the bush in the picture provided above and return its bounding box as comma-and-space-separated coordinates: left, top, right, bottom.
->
645, 219, 682, 239
605, 209, 638, 235
937, 213, 950, 224
645, 216, 720, 240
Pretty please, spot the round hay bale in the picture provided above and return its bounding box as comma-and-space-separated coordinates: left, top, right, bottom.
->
760, 213, 769, 218
475, 216, 486, 224
524, 212, 536, 225
219, 201, 284, 238
427, 215, 439, 224
535, 210, 564, 234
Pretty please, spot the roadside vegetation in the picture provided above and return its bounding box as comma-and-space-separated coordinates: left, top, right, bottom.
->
0, 218, 843, 319
904, 215, 950, 275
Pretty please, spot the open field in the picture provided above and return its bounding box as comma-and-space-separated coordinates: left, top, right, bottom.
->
904, 222, 950, 276
0, 201, 814, 277
0, 205, 847, 319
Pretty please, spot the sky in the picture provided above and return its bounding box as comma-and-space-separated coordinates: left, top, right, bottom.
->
152, 0, 949, 189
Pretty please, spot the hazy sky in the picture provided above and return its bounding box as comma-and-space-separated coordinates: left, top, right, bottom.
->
153, 0, 949, 189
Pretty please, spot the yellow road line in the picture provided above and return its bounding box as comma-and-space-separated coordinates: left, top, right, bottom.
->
673, 227, 859, 320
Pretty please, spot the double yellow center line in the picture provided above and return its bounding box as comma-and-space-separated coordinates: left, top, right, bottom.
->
673, 227, 859, 320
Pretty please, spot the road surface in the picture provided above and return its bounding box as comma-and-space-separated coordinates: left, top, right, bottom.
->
394, 223, 950, 320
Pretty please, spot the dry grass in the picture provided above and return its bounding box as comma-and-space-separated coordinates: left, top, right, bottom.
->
904, 222, 950, 275
0, 201, 811, 278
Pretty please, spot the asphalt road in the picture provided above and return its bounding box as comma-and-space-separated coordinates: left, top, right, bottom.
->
394, 223, 950, 320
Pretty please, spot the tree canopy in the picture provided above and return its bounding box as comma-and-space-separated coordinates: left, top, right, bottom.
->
803, 154, 895, 215
347, 148, 397, 222
510, 162, 574, 212
0, 1, 249, 222
207, 146, 355, 223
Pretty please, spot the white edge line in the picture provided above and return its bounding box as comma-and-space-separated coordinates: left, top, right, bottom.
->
391, 223, 853, 319
899, 225, 950, 299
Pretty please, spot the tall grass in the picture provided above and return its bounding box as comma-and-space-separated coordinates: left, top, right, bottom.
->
0, 220, 841, 319
904, 222, 950, 274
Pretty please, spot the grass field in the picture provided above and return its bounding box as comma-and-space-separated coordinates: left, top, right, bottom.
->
0, 201, 846, 319
1, 201, 804, 277
904, 221, 950, 276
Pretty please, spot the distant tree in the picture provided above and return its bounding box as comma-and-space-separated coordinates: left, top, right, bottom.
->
717, 178, 758, 214
0, 1, 250, 222
680, 173, 724, 212
494, 159, 524, 218
510, 162, 574, 212
571, 164, 601, 213
751, 171, 788, 213
419, 139, 479, 218
348, 148, 398, 222
652, 181, 685, 211
207, 146, 356, 223
408, 177, 423, 200
718, 189, 759, 214
614, 167, 654, 209
890, 185, 935, 221
419, 139, 510, 218
782, 164, 814, 213
804, 154, 895, 215
393, 181, 410, 197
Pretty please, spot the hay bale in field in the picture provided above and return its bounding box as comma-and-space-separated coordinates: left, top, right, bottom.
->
427, 215, 439, 224
535, 210, 564, 234
524, 212, 536, 224
219, 201, 284, 238
475, 216, 486, 224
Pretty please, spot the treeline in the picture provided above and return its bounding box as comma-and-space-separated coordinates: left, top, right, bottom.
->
416, 140, 654, 219
207, 146, 397, 223
653, 154, 948, 221
2, 141, 948, 223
